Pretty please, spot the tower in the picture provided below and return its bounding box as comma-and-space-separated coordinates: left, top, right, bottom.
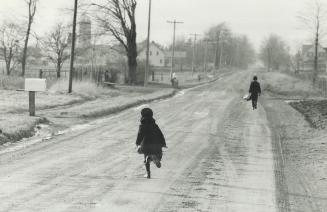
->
78, 15, 92, 49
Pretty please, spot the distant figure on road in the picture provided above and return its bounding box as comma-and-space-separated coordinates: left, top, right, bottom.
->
136, 108, 167, 179
171, 72, 178, 88
249, 75, 261, 110
198, 74, 201, 82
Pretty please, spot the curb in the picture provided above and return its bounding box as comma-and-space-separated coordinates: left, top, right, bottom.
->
81, 89, 178, 119
179, 76, 220, 89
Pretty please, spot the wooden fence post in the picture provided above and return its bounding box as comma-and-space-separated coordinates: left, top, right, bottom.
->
39, 69, 43, 79
29, 91, 35, 116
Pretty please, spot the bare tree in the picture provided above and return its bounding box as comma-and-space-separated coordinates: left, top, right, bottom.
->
21, 0, 38, 77
259, 34, 290, 71
207, 23, 228, 69
41, 23, 70, 78
298, 0, 327, 84
92, 0, 137, 84
0, 22, 22, 75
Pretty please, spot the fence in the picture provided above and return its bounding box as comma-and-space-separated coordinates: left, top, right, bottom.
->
317, 77, 327, 96
290, 71, 327, 96
26, 65, 124, 84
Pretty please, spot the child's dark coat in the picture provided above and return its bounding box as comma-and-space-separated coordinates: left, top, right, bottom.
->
136, 117, 166, 155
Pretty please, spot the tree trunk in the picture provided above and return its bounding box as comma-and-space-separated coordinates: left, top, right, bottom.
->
6, 61, 11, 75
5, 49, 13, 75
22, 22, 32, 77
313, 33, 319, 85
56, 59, 61, 78
127, 26, 137, 84
127, 52, 137, 84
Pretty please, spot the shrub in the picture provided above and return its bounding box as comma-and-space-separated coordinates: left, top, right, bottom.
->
0, 75, 25, 90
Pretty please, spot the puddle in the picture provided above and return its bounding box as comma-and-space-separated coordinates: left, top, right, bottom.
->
285, 99, 303, 104
173, 90, 185, 98
0, 124, 53, 155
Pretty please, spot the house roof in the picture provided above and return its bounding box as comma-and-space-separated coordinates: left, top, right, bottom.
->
138, 41, 165, 53
302, 44, 327, 54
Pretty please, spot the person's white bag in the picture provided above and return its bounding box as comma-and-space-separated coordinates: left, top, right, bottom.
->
243, 93, 251, 101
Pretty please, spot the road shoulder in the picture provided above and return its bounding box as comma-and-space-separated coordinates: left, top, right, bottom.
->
262, 94, 327, 212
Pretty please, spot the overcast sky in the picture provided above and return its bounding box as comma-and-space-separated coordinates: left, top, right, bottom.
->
0, 0, 323, 51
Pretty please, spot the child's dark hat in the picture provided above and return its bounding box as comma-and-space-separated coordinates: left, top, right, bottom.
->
141, 108, 153, 117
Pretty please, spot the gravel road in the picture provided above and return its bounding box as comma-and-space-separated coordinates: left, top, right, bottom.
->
0, 71, 279, 212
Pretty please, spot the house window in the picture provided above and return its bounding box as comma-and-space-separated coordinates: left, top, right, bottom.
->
150, 51, 152, 56
160, 59, 162, 64
157, 51, 159, 56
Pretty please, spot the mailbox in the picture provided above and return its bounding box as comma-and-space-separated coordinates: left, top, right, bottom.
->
25, 78, 46, 92
24, 78, 47, 116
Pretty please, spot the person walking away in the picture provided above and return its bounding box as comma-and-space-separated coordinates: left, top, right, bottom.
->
136, 108, 167, 179
249, 75, 261, 110
171, 72, 178, 87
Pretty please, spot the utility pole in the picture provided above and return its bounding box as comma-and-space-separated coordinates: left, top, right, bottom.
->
219, 40, 224, 70
167, 20, 183, 79
190, 33, 200, 75
144, 0, 152, 86
214, 31, 221, 69
203, 39, 219, 74
203, 39, 209, 74
68, 0, 78, 93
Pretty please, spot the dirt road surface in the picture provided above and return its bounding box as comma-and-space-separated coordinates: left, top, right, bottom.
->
0, 71, 279, 212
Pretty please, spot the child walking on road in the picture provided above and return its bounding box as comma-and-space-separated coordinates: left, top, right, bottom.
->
136, 108, 167, 179
249, 75, 261, 110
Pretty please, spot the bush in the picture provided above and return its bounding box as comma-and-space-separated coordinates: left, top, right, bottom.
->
0, 75, 25, 90
49, 79, 120, 99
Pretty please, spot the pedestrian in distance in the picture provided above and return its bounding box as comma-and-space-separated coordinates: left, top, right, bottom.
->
248, 75, 261, 110
171, 72, 178, 88
136, 108, 167, 179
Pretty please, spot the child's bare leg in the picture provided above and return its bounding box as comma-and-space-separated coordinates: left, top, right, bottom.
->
144, 155, 151, 178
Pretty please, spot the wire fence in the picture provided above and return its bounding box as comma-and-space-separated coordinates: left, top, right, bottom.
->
25, 65, 125, 85
289, 71, 327, 96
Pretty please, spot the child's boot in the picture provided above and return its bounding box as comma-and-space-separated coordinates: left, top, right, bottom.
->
145, 163, 151, 179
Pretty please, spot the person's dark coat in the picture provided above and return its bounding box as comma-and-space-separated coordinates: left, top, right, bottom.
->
249, 81, 261, 96
136, 117, 166, 155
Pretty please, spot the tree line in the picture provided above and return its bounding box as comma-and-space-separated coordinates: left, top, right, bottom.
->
0, 0, 258, 84
169, 23, 255, 71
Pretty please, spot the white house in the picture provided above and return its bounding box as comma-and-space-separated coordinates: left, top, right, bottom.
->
138, 41, 166, 67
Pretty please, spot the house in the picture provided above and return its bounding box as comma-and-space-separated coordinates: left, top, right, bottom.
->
300, 44, 327, 74
138, 41, 166, 67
